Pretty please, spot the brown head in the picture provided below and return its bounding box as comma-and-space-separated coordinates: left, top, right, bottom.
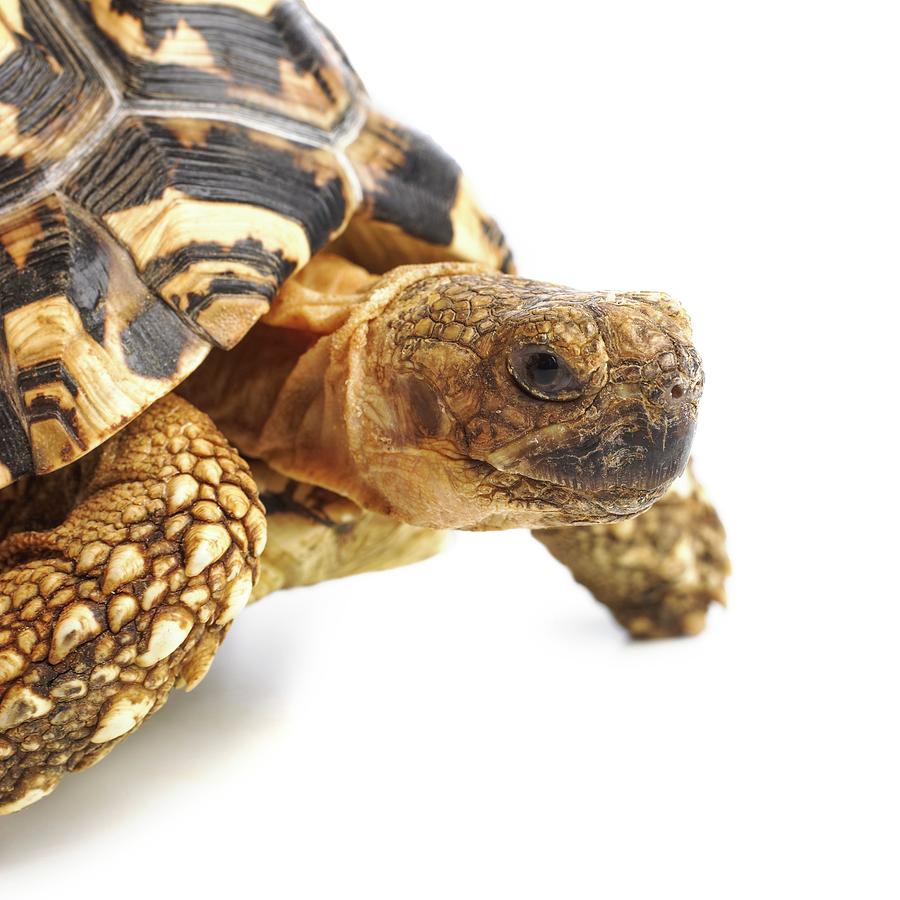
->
338, 265, 703, 529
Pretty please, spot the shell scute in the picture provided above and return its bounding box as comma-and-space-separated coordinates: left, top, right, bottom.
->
74, 0, 360, 132
64, 116, 354, 347
0, 0, 114, 208
0, 194, 208, 486
340, 111, 514, 275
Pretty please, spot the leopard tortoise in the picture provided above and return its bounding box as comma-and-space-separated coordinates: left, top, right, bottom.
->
0, 0, 728, 813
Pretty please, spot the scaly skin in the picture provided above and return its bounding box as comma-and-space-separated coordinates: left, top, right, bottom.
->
534, 464, 729, 638
248, 460, 445, 600
0, 395, 265, 814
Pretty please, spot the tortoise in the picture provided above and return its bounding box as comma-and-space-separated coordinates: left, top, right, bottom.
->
0, 0, 729, 814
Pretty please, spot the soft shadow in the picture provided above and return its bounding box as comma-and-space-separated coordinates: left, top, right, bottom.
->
552, 603, 725, 649
552, 609, 633, 646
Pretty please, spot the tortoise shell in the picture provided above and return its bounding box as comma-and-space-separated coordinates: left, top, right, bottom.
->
0, 0, 511, 489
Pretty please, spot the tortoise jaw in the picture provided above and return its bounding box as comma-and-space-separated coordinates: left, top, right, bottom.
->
471, 459, 668, 528
482, 409, 696, 520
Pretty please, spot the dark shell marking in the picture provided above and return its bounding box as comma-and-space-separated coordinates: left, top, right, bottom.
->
0, 0, 512, 487
343, 112, 514, 275
64, 116, 354, 344
360, 117, 461, 247
0, 193, 208, 483
74, 0, 359, 131
0, 0, 114, 208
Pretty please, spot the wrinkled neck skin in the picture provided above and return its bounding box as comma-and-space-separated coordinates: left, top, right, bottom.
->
247, 264, 496, 526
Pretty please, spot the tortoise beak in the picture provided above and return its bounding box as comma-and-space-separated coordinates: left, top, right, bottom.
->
483, 384, 699, 512
593, 409, 696, 493
515, 407, 695, 491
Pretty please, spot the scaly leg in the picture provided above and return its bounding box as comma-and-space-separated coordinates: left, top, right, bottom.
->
533, 464, 729, 638
0, 395, 265, 813
248, 460, 446, 601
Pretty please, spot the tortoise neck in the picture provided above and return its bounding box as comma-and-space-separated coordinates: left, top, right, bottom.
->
183, 261, 495, 512
255, 331, 361, 501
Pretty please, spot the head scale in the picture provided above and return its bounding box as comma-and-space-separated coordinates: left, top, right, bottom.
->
348, 267, 703, 529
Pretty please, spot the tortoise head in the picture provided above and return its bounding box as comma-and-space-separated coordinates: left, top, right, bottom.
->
350, 267, 703, 529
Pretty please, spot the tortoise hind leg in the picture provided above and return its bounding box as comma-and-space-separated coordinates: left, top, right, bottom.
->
249, 462, 446, 601
533, 463, 729, 638
0, 395, 265, 813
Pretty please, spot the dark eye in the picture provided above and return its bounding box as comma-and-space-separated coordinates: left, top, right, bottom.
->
508, 345, 582, 401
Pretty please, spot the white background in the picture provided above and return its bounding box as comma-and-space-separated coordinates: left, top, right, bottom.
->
2, 1, 898, 896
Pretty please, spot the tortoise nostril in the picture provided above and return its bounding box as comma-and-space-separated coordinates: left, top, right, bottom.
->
670, 384, 684, 399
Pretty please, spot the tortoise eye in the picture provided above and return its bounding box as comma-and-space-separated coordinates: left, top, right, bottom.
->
508, 345, 582, 401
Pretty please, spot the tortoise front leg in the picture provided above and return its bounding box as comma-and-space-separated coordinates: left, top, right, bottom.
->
533, 464, 729, 638
0, 395, 265, 813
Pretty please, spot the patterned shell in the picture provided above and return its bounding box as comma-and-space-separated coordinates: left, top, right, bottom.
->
0, 0, 511, 488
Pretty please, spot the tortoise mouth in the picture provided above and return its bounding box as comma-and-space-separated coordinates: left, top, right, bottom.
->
478, 409, 695, 522
473, 460, 667, 527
